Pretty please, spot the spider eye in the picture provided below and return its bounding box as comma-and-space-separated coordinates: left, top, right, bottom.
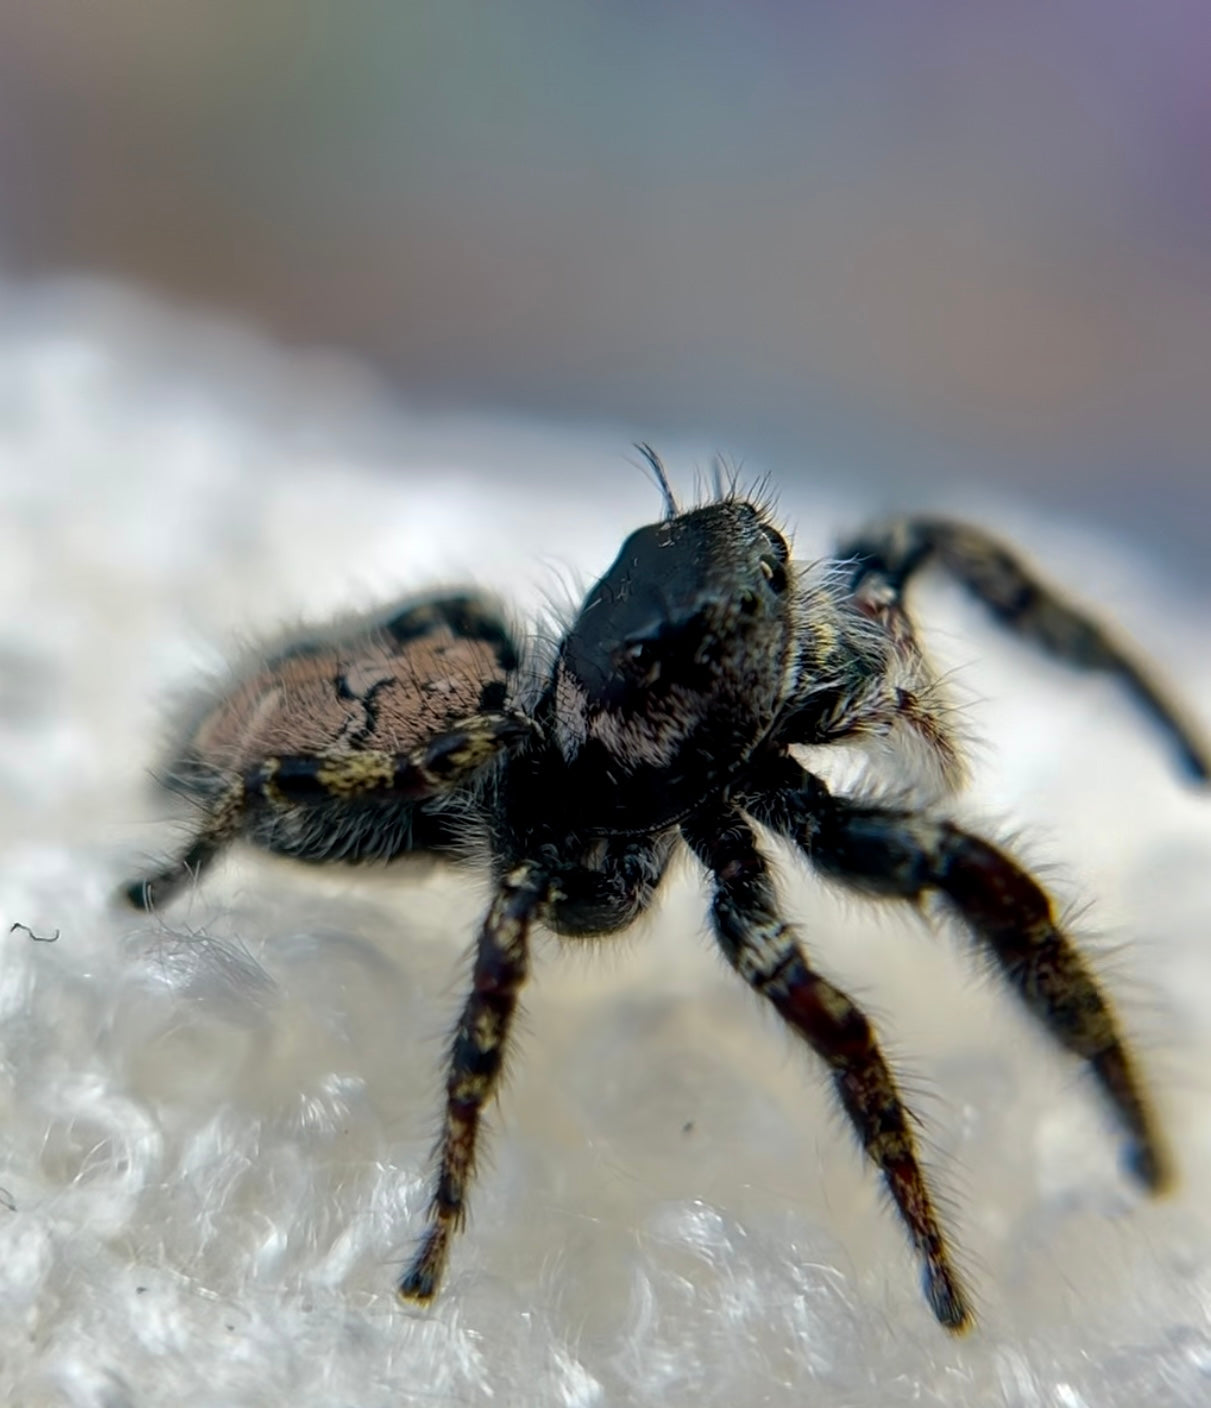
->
759, 556, 788, 594
759, 524, 790, 562
615, 636, 662, 685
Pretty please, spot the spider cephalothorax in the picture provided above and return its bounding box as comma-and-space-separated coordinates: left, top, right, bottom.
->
123, 455, 1208, 1331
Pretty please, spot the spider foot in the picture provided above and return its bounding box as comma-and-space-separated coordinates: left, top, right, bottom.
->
398, 1225, 448, 1303
925, 1263, 973, 1335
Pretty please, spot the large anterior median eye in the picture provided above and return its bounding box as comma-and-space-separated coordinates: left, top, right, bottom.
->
614, 609, 715, 688
615, 636, 662, 686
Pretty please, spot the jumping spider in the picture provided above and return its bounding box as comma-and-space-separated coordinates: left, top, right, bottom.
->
122, 452, 1209, 1331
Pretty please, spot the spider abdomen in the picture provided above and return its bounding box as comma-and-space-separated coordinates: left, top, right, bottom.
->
161, 591, 521, 867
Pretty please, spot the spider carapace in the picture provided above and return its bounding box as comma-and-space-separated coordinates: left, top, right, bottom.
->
123, 453, 1209, 1331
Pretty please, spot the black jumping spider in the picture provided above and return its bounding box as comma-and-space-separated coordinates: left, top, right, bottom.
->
122, 452, 1208, 1331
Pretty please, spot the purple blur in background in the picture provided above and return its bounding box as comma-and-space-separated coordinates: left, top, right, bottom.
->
0, 3, 1207, 570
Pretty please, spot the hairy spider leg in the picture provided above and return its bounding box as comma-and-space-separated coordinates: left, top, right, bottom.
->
787, 653, 968, 796
748, 759, 1170, 1193
121, 785, 247, 913
776, 574, 969, 796
378, 592, 521, 672
244, 710, 534, 803
840, 517, 1211, 782
399, 862, 548, 1301
681, 804, 972, 1333
122, 710, 533, 910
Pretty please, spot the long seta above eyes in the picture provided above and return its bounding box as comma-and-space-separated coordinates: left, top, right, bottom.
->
121, 449, 1209, 1332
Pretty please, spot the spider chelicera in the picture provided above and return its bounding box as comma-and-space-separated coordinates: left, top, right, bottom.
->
123, 452, 1208, 1330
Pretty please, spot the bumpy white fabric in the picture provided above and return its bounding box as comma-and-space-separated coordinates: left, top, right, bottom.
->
1, 280, 1209, 1407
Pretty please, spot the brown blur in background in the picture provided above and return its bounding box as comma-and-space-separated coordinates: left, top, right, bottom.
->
1, 2, 1207, 574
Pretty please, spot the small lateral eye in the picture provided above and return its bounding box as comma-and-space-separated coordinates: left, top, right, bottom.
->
760, 556, 788, 594
759, 525, 790, 562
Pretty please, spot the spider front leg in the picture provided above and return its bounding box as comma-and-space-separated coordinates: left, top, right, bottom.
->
839, 516, 1210, 782
681, 804, 972, 1332
747, 757, 1170, 1192
399, 862, 549, 1301
121, 710, 534, 909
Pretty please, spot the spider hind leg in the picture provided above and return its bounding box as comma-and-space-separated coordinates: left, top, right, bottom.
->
122, 784, 244, 910
120, 711, 534, 908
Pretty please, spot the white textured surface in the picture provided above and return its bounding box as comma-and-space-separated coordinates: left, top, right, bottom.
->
1, 281, 1210, 1406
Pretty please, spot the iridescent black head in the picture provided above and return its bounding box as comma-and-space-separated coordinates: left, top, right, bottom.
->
551, 499, 795, 830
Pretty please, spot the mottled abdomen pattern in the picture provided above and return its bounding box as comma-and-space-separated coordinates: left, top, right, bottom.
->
159, 592, 522, 870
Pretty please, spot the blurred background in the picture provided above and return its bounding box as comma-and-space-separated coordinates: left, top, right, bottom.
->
0, 1, 1208, 574
2, 11, 1211, 1398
